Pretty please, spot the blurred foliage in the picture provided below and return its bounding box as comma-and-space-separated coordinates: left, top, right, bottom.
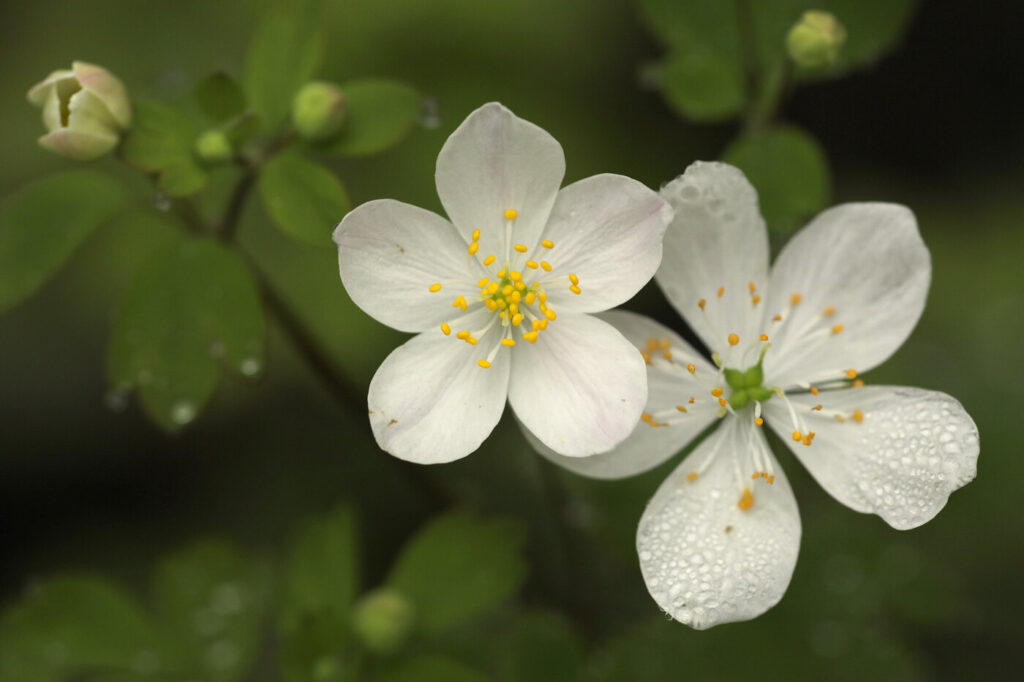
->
1, 0, 1021, 680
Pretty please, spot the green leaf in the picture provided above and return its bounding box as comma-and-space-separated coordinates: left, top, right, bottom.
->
244, 0, 325, 131
152, 540, 271, 682
492, 611, 585, 682
195, 71, 247, 123
120, 100, 209, 197
375, 656, 488, 682
259, 154, 351, 247
281, 506, 360, 630
658, 46, 745, 122
722, 125, 830, 233
0, 575, 158, 682
108, 238, 265, 431
279, 612, 355, 682
325, 79, 422, 157
386, 512, 527, 637
0, 171, 127, 314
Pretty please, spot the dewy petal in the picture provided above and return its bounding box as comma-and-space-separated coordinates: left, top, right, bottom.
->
531, 310, 719, 478
657, 162, 770, 354
435, 102, 565, 262
762, 203, 930, 387
367, 307, 510, 464
764, 385, 979, 530
637, 417, 801, 629
335, 199, 483, 333
538, 174, 672, 314
509, 313, 646, 457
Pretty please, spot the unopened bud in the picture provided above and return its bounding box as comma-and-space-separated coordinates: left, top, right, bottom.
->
194, 129, 233, 163
351, 588, 414, 654
786, 11, 846, 68
27, 61, 131, 161
292, 82, 348, 141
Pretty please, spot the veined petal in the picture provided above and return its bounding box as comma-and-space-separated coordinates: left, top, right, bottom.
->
335, 199, 482, 333
762, 203, 930, 387
637, 417, 800, 629
538, 174, 672, 314
435, 102, 565, 263
764, 385, 978, 530
657, 162, 770, 355
531, 310, 718, 478
367, 308, 510, 464
509, 313, 646, 457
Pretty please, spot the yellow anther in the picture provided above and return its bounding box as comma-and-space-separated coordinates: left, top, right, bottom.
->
752, 295, 762, 304
496, 299, 508, 310
472, 229, 480, 241
524, 292, 536, 305
688, 397, 695, 404
477, 278, 490, 289
752, 472, 760, 480
531, 319, 542, 331
711, 387, 724, 397
483, 254, 496, 266
501, 285, 514, 297
832, 324, 844, 334
641, 351, 651, 364
853, 379, 864, 387
509, 290, 522, 303
824, 306, 836, 316
544, 308, 557, 321
510, 270, 522, 281
468, 242, 479, 255
538, 319, 548, 330
687, 472, 699, 482
497, 269, 507, 278
523, 331, 538, 343
686, 363, 696, 374
514, 244, 528, 253
646, 339, 658, 351
526, 260, 539, 269
569, 273, 579, 285
453, 296, 467, 311
505, 209, 518, 220
718, 397, 727, 407
790, 293, 802, 305
541, 239, 554, 249
738, 488, 754, 510
539, 291, 548, 303
852, 409, 864, 423
717, 286, 725, 298
570, 285, 581, 295
698, 299, 707, 310
748, 281, 756, 293
810, 387, 819, 396
501, 338, 516, 347
467, 336, 478, 345
760, 334, 769, 341
802, 434, 813, 446
813, 404, 823, 411
487, 282, 499, 295
755, 417, 764, 426
429, 282, 442, 292
835, 414, 846, 423
773, 314, 782, 321
478, 359, 491, 368
846, 369, 858, 379
728, 333, 740, 346
456, 330, 470, 340
512, 313, 524, 326
676, 405, 688, 413
484, 299, 498, 311
441, 323, 451, 336
540, 261, 552, 272
792, 430, 802, 442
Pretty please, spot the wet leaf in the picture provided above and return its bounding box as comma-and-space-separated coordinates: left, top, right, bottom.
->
324, 79, 422, 157
260, 154, 351, 247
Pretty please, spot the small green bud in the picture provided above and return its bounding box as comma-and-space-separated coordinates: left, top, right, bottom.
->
292, 81, 348, 141
194, 129, 233, 163
351, 588, 414, 654
786, 10, 846, 68
27, 61, 132, 161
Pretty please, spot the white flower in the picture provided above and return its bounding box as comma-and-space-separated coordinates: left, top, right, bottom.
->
535, 161, 979, 629
333, 103, 672, 464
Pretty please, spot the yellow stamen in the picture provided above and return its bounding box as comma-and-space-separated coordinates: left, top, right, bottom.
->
748, 281, 756, 293
452, 296, 467, 311
484, 299, 498, 311
687, 472, 699, 482
505, 209, 518, 220
501, 338, 516, 347
792, 430, 802, 442
478, 359, 491, 368
428, 282, 442, 292
509, 270, 522, 281
483, 254, 496, 266
711, 387, 724, 397
717, 286, 725, 298
468, 242, 479, 255
810, 387, 819, 396
456, 330, 470, 340
738, 488, 754, 510
759, 334, 769, 341
698, 299, 707, 310
790, 293, 802, 305
755, 417, 764, 426
467, 336, 478, 345
813, 404, 823, 411
477, 277, 490, 288
570, 285, 581, 295
472, 229, 480, 241
514, 244, 528, 253
540, 261, 552, 272
824, 306, 836, 316
544, 308, 557, 321
523, 331, 538, 343
852, 409, 864, 423
569, 273, 579, 285
728, 333, 740, 346
686, 363, 696, 374
773, 314, 782, 321
524, 292, 536, 305
688, 397, 695, 404
718, 397, 727, 407
441, 323, 451, 336
832, 324, 844, 334
512, 313, 524, 326
752, 295, 762, 304
853, 379, 864, 388
676, 405, 688, 413
846, 369, 858, 379
541, 239, 554, 249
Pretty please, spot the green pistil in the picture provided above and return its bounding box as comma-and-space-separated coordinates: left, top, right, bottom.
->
725, 346, 772, 409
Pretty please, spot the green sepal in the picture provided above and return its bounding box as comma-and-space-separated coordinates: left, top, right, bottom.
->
742, 364, 764, 388
748, 386, 774, 402
724, 368, 745, 390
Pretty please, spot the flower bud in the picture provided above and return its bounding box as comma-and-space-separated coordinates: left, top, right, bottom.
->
27, 61, 131, 161
292, 82, 348, 141
194, 129, 234, 163
786, 10, 846, 68
351, 588, 414, 654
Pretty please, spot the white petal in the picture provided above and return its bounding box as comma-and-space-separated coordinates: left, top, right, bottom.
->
537, 174, 672, 314
26, 69, 75, 106
367, 308, 510, 464
334, 199, 483, 333
762, 203, 930, 387
637, 417, 801, 629
509, 313, 646, 457
435, 102, 565, 263
764, 385, 978, 530
531, 310, 719, 478
657, 162, 770, 354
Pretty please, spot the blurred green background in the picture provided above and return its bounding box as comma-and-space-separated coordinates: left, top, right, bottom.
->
1, 0, 1021, 679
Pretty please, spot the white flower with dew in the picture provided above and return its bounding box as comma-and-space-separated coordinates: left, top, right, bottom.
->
333, 103, 672, 464
534, 161, 979, 629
